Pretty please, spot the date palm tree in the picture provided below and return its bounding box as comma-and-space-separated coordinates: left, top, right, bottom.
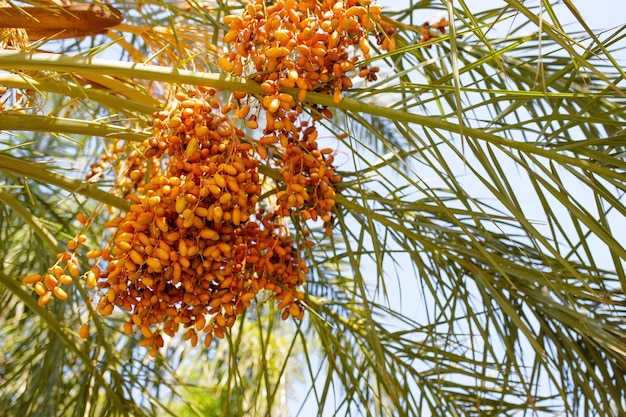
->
0, 1, 624, 416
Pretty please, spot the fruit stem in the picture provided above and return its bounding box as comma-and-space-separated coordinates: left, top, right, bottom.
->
0, 51, 263, 97
0, 114, 149, 142
0, 73, 158, 115
0, 154, 131, 211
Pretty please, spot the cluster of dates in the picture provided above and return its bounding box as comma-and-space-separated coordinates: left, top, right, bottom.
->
24, 0, 404, 355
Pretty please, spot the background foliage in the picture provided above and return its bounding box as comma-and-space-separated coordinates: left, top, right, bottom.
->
1, 0, 625, 416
